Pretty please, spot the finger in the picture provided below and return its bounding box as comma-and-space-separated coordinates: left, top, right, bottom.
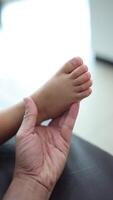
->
61, 103, 80, 142
48, 111, 68, 128
49, 103, 79, 142
62, 103, 80, 130
17, 97, 38, 136
49, 103, 79, 129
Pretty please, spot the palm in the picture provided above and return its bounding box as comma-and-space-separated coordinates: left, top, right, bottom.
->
34, 123, 70, 189
15, 98, 79, 190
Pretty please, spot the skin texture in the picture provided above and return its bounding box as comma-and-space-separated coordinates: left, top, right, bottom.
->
3, 97, 79, 200
32, 57, 92, 120
0, 57, 92, 144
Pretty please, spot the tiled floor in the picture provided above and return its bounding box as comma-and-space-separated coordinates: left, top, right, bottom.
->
0, 0, 113, 155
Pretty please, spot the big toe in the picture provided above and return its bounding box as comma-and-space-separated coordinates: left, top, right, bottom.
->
60, 57, 83, 74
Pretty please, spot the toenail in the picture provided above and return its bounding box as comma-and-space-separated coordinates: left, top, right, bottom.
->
86, 72, 91, 79
84, 65, 88, 71
70, 58, 77, 66
70, 57, 83, 66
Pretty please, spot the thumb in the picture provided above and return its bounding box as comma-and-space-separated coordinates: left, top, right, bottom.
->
61, 102, 80, 142
17, 97, 38, 136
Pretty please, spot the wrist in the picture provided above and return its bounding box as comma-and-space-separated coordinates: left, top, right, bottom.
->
13, 174, 52, 200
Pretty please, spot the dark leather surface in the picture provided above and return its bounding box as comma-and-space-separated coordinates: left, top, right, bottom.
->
0, 135, 113, 200
0, 138, 15, 199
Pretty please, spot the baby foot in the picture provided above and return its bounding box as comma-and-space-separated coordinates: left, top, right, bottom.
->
32, 57, 92, 122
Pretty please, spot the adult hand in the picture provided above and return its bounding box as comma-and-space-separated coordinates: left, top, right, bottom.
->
15, 97, 79, 193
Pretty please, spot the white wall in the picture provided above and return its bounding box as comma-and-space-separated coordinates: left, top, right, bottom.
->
90, 0, 113, 61
0, 0, 91, 107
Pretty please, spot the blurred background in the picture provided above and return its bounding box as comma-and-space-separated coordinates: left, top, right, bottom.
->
0, 0, 113, 155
